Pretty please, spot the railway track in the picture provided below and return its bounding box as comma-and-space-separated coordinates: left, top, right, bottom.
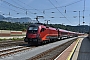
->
28, 38, 77, 60
0, 40, 27, 48
0, 37, 78, 60
0, 46, 30, 58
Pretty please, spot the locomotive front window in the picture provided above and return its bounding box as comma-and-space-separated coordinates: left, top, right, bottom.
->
28, 26, 38, 34
29, 26, 38, 30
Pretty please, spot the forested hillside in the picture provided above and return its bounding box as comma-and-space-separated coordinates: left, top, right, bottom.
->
0, 21, 28, 31
0, 21, 89, 33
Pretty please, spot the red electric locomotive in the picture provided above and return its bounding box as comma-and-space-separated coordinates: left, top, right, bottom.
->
24, 23, 79, 45
24, 23, 58, 45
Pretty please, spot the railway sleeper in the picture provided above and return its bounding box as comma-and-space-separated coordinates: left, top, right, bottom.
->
0, 47, 30, 58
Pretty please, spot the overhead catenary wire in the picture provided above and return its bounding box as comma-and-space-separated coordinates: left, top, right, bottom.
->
17, 0, 56, 23
13, 0, 38, 15
17, 0, 42, 12
11, 0, 34, 15
0, 3, 23, 14
17, 0, 51, 18
0, 0, 35, 14
44, 0, 83, 10
0, 4, 20, 17
0, 0, 84, 15
48, 0, 73, 25
0, 0, 88, 25
0, 0, 39, 18
1, 0, 26, 10
54, 0, 74, 24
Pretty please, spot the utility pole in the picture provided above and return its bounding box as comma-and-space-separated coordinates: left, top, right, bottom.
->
45, 20, 50, 25
83, 10, 85, 25
73, 11, 80, 26
83, 0, 85, 25
79, 11, 80, 26
84, 0, 85, 11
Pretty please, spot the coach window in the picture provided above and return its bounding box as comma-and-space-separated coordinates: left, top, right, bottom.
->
40, 28, 46, 32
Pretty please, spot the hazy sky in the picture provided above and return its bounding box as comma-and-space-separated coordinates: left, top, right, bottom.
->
0, 0, 90, 26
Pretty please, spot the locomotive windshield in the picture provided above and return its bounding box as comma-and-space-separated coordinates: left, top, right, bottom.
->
27, 26, 38, 34
29, 26, 38, 30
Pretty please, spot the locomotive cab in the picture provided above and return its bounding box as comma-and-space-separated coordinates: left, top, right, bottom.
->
24, 24, 41, 45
